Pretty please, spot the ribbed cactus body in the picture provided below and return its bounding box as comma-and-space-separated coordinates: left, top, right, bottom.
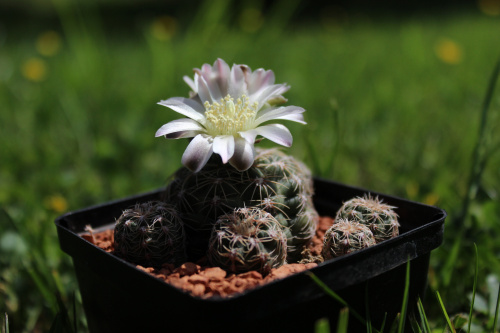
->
114, 201, 186, 267
165, 148, 318, 261
335, 195, 399, 242
207, 207, 287, 274
322, 219, 376, 259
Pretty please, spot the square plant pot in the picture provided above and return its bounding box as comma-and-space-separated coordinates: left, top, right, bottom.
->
55, 178, 446, 333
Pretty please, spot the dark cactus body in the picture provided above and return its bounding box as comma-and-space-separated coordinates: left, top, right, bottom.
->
207, 207, 287, 275
165, 148, 318, 262
322, 219, 376, 259
335, 195, 399, 242
114, 201, 186, 267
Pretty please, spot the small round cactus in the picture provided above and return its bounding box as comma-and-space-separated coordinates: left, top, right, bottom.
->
335, 195, 400, 242
207, 207, 287, 275
114, 201, 186, 267
322, 219, 376, 260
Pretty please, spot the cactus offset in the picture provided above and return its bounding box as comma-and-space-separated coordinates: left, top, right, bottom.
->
322, 219, 376, 260
207, 207, 287, 274
165, 148, 318, 261
114, 201, 186, 267
335, 195, 399, 242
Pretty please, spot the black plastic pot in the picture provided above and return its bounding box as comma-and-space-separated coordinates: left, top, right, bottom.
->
55, 178, 446, 333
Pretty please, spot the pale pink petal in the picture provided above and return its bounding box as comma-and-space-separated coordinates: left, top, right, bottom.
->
255, 106, 306, 125
194, 76, 214, 104
228, 64, 246, 98
251, 84, 290, 108
213, 58, 230, 96
181, 134, 214, 173
273, 112, 306, 124
183, 75, 196, 92
212, 135, 235, 163
253, 124, 293, 147
229, 137, 255, 171
195, 62, 223, 101
238, 130, 258, 145
155, 119, 205, 138
246, 68, 276, 95
157, 97, 206, 124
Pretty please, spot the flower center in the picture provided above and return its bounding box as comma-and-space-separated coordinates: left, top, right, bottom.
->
204, 94, 258, 136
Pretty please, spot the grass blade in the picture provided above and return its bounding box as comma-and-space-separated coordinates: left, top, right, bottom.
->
398, 260, 411, 333
378, 313, 387, 333
409, 315, 423, 333
436, 291, 456, 333
492, 282, 500, 333
307, 272, 379, 332
304, 133, 323, 176
457, 57, 500, 228
337, 308, 349, 333
417, 297, 431, 333
315, 318, 330, 333
365, 284, 372, 333
3, 313, 9, 333
467, 244, 479, 333
441, 229, 463, 286
389, 313, 400, 333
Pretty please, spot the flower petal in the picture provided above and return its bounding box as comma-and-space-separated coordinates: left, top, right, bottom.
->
155, 118, 205, 139
194, 60, 228, 101
245, 68, 276, 95
228, 64, 246, 98
238, 130, 258, 145
229, 137, 255, 171
253, 124, 293, 147
212, 135, 235, 163
213, 58, 230, 96
183, 75, 196, 92
157, 97, 206, 124
251, 84, 290, 108
255, 105, 306, 125
194, 75, 215, 104
181, 134, 214, 173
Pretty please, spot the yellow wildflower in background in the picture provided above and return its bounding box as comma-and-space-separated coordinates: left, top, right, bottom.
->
435, 38, 463, 65
150, 16, 177, 41
21, 57, 47, 82
36, 31, 62, 57
478, 0, 500, 16
46, 194, 68, 213
405, 181, 419, 200
424, 193, 440, 206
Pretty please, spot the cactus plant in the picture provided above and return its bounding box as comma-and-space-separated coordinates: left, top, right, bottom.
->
114, 201, 186, 267
322, 219, 376, 260
165, 148, 318, 261
335, 195, 399, 242
207, 207, 287, 274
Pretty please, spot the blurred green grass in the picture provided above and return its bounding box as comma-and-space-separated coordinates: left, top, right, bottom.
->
1, 0, 500, 331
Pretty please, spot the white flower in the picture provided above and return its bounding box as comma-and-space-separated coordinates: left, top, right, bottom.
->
155, 58, 306, 172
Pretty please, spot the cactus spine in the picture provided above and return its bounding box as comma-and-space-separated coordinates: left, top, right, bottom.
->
207, 207, 287, 275
335, 195, 399, 242
322, 219, 376, 259
165, 148, 318, 261
114, 201, 186, 267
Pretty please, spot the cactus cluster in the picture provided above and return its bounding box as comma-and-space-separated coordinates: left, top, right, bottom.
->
207, 207, 287, 275
322, 219, 376, 260
335, 195, 399, 242
322, 195, 400, 259
165, 148, 318, 262
114, 201, 186, 267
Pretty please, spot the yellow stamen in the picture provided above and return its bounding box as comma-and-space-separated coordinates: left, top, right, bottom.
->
204, 94, 258, 136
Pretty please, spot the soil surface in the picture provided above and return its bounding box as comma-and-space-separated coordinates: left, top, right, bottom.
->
82, 216, 334, 298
